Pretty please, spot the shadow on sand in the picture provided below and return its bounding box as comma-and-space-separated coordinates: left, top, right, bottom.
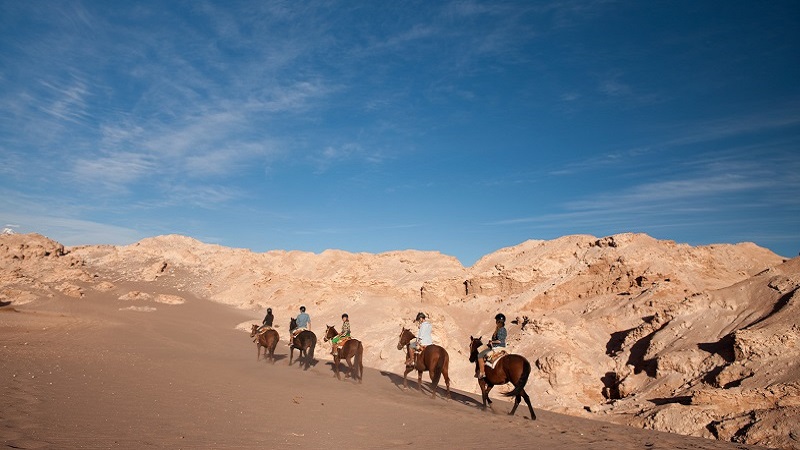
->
379, 370, 482, 408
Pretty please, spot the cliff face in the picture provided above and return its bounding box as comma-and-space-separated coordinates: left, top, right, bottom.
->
2, 232, 796, 448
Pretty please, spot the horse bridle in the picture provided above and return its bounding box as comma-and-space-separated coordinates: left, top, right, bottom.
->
323, 325, 334, 342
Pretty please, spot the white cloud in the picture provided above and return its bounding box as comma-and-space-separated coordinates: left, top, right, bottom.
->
72, 152, 157, 188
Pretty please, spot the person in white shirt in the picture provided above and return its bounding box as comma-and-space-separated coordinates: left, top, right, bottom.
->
406, 312, 432, 366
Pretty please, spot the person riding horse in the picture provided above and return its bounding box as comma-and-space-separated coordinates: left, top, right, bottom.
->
406, 312, 432, 366
288, 306, 311, 346
329, 313, 350, 355
476, 313, 507, 379
257, 307, 274, 333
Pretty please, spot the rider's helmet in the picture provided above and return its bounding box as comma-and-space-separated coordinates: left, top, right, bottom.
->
495, 313, 506, 323
342, 313, 348, 319
415, 312, 426, 321
300, 306, 306, 312
267, 308, 272, 313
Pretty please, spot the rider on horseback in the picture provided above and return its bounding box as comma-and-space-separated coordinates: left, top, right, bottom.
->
406, 312, 432, 366
289, 306, 311, 346
330, 313, 350, 355
257, 307, 274, 333
476, 313, 507, 379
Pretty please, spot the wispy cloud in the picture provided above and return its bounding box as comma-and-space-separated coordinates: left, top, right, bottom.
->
660, 109, 800, 147
37, 76, 91, 125
72, 152, 157, 189
564, 174, 769, 212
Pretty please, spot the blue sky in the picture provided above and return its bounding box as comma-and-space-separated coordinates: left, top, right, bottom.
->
1, 1, 799, 266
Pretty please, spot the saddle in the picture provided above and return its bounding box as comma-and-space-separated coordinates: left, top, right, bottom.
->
485, 349, 508, 369
291, 327, 307, 338
406, 344, 427, 367
253, 326, 272, 342
332, 336, 351, 353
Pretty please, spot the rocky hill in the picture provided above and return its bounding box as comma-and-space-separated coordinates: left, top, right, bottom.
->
1, 232, 797, 448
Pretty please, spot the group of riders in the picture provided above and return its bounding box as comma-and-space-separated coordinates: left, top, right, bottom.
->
406, 311, 506, 379
255, 306, 508, 375
256, 305, 351, 355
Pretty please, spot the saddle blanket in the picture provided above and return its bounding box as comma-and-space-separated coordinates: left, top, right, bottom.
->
291, 327, 308, 338
485, 350, 508, 369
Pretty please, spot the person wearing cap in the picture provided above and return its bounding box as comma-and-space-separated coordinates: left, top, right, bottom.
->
406, 312, 433, 366
289, 306, 311, 346
476, 313, 507, 379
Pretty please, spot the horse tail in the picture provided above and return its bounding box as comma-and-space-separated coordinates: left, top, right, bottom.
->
308, 334, 317, 358
431, 347, 446, 386
503, 357, 531, 398
356, 341, 364, 381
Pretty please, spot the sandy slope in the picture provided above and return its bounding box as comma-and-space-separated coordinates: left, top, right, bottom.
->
3, 232, 797, 448
1, 288, 764, 449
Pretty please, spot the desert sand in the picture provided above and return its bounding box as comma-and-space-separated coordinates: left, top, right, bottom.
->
2, 232, 797, 448
1, 289, 763, 449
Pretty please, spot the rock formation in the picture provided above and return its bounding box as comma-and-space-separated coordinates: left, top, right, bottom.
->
2, 231, 797, 448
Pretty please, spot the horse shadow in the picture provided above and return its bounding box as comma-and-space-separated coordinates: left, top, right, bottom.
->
325, 361, 358, 380
289, 355, 319, 370
378, 370, 482, 408
268, 354, 289, 363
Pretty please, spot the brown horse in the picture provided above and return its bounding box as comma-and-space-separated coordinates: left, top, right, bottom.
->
288, 317, 316, 370
250, 324, 279, 363
396, 327, 451, 399
468, 336, 536, 419
323, 325, 364, 383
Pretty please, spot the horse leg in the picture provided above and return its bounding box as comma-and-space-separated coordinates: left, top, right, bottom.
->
344, 354, 354, 380
333, 354, 341, 380
484, 384, 494, 409
442, 358, 451, 399
520, 389, 536, 420
429, 369, 440, 400
477, 379, 488, 409
289, 347, 294, 366
256, 343, 261, 361
509, 391, 521, 416
305, 338, 316, 371
402, 366, 414, 390
418, 369, 426, 396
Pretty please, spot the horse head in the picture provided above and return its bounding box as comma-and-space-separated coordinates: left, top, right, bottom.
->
468, 336, 483, 362
250, 324, 259, 337
289, 317, 297, 331
397, 327, 414, 350
323, 325, 337, 341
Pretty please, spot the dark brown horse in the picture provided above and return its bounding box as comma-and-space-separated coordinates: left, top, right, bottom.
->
250, 324, 279, 363
468, 336, 536, 419
323, 325, 364, 383
396, 327, 451, 399
288, 317, 316, 370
